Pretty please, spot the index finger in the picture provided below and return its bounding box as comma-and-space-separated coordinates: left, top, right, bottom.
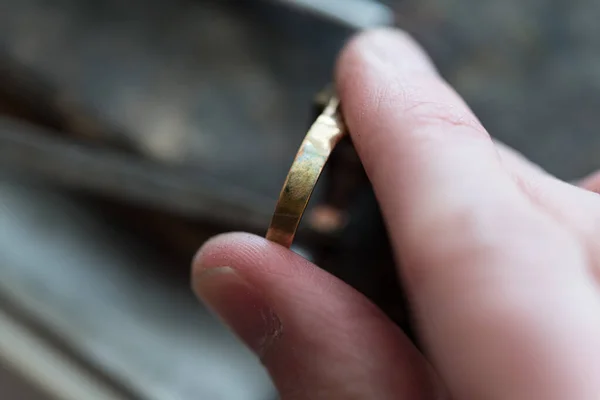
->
334, 29, 582, 399
336, 29, 522, 266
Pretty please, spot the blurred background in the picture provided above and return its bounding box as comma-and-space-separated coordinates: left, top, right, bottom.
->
1, 0, 600, 399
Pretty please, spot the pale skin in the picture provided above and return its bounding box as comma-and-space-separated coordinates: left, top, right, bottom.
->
192, 29, 600, 399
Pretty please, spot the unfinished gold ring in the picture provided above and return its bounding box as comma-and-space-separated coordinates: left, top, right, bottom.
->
266, 95, 347, 248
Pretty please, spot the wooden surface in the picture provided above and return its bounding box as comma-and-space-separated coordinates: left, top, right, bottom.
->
0, 0, 353, 224
0, 117, 273, 229
0, 306, 131, 400
0, 363, 55, 400
0, 176, 275, 400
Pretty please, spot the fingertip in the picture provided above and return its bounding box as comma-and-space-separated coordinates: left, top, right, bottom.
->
192, 231, 440, 400
192, 232, 268, 273
335, 28, 436, 99
336, 27, 412, 67
193, 232, 322, 287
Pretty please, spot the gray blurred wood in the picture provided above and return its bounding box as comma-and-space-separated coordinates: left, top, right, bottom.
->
0, 176, 275, 400
0, 362, 56, 400
0, 117, 273, 229
0, 0, 355, 225
0, 307, 132, 400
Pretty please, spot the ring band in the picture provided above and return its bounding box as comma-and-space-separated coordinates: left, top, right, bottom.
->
266, 95, 347, 248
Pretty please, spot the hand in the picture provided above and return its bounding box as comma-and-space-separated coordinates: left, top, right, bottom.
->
192, 29, 600, 399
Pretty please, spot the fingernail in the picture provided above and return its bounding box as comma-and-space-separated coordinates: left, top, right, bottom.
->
193, 267, 282, 357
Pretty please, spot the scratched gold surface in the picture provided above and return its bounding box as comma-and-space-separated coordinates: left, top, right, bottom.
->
266, 96, 346, 248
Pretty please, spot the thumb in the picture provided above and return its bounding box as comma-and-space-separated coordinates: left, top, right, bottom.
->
192, 233, 443, 400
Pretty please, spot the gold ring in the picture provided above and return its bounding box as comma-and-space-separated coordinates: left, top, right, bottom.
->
266, 95, 347, 248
